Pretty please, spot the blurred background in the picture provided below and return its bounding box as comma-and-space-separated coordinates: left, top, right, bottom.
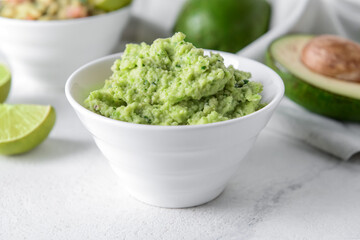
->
120, 0, 360, 60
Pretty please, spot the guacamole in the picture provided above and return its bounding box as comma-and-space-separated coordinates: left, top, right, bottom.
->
84, 33, 264, 125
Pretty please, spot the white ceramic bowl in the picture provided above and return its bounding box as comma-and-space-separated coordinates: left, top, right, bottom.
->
65, 50, 284, 208
0, 7, 130, 89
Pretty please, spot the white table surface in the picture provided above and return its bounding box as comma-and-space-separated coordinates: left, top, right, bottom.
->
1, 74, 360, 240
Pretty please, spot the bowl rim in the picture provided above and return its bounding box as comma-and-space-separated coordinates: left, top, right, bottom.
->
65, 51, 284, 131
0, 4, 131, 26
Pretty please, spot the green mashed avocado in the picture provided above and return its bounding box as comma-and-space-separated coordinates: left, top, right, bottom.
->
84, 32, 264, 125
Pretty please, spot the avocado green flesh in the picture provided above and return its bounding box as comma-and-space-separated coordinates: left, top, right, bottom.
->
174, 0, 271, 53
269, 35, 360, 100
266, 35, 360, 121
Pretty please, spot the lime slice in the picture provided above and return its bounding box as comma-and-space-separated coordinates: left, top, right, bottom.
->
0, 104, 56, 155
0, 64, 11, 103
92, 0, 131, 11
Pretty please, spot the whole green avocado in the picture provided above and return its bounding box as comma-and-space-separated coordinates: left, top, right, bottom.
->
174, 0, 271, 53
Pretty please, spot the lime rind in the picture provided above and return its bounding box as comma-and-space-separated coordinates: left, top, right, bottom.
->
0, 64, 11, 103
0, 105, 56, 155
93, 0, 131, 11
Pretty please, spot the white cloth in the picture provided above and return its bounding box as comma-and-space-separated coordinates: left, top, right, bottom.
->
269, 99, 360, 160
125, 0, 360, 160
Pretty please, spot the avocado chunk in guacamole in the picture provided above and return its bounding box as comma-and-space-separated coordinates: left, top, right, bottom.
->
84, 32, 264, 125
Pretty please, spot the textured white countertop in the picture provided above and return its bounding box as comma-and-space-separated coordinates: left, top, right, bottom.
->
1, 80, 360, 239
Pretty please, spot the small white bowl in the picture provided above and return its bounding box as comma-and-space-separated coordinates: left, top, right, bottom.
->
65, 50, 284, 208
0, 7, 130, 89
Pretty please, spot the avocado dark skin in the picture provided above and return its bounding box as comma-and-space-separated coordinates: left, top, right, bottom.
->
174, 0, 271, 53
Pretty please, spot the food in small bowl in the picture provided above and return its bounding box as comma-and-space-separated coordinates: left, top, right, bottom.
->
0, 0, 103, 20
85, 33, 264, 125
65, 34, 284, 208
0, 0, 131, 89
0, 0, 131, 20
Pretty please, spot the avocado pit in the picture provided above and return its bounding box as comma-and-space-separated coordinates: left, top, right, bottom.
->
301, 35, 360, 82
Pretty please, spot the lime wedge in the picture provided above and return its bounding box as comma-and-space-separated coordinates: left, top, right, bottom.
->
92, 0, 131, 11
0, 64, 11, 103
0, 104, 56, 155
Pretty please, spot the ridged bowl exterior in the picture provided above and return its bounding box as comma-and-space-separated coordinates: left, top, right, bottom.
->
66, 51, 284, 208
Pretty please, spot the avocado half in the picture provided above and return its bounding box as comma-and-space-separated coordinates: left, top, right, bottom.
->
266, 35, 360, 122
